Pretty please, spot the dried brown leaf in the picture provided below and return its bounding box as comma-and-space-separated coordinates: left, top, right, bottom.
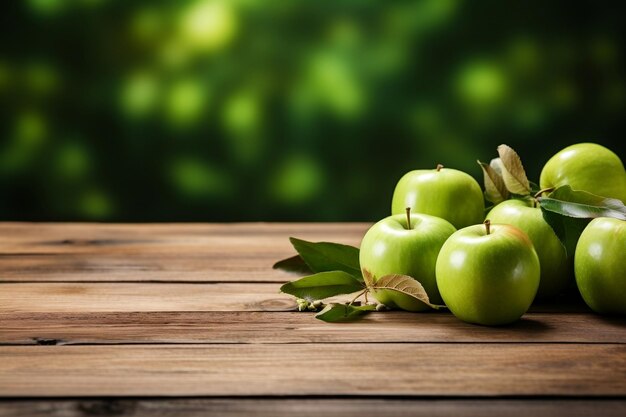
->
490, 157, 504, 176
371, 274, 441, 309
362, 268, 375, 288
497, 144, 531, 195
478, 159, 509, 204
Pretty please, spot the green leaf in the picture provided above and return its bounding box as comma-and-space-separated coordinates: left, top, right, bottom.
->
289, 237, 362, 279
478, 159, 509, 204
538, 185, 626, 256
529, 180, 541, 195
370, 274, 443, 309
540, 210, 590, 257
272, 255, 312, 274
315, 303, 376, 322
280, 271, 364, 301
538, 186, 626, 220
497, 144, 531, 195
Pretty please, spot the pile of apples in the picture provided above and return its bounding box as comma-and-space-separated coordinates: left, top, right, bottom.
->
360, 143, 626, 325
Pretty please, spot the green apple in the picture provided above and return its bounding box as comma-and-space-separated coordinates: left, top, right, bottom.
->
575, 217, 626, 315
391, 165, 485, 229
486, 199, 570, 298
436, 221, 540, 325
359, 211, 456, 311
540, 143, 626, 203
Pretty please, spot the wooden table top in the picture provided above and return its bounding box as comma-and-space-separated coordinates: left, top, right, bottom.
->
1, 222, 625, 416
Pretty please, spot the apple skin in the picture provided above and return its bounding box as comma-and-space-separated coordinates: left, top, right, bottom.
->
391, 167, 485, 229
575, 217, 626, 315
486, 199, 570, 298
436, 223, 540, 325
359, 213, 456, 311
540, 143, 626, 203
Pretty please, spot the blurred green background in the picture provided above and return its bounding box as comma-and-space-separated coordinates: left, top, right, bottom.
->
1, 0, 624, 222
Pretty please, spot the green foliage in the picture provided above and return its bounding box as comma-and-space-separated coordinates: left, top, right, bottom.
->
539, 186, 626, 221
538, 186, 626, 256
288, 237, 362, 278
272, 255, 312, 275
315, 303, 376, 323
279, 271, 364, 301
0, 1, 624, 221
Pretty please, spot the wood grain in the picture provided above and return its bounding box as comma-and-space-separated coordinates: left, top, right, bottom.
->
0, 223, 368, 283
2, 344, 625, 396
2, 311, 625, 345
1, 399, 625, 417
0, 282, 590, 314
1, 222, 623, 411
0, 283, 297, 313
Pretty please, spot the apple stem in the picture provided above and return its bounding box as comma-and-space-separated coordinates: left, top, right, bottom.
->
534, 187, 555, 198
484, 219, 491, 235
405, 207, 412, 230
436, 164, 444, 172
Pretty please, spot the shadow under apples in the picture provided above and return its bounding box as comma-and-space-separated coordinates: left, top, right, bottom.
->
530, 289, 592, 314
504, 317, 553, 333
593, 314, 626, 329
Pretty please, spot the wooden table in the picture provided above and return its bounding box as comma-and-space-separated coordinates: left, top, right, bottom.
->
1, 222, 625, 416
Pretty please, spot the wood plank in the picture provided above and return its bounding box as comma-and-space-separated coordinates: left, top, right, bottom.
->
0, 221, 591, 312
0, 283, 297, 313
1, 344, 625, 397
0, 282, 590, 314
1, 399, 625, 417
2, 311, 625, 345
0, 223, 369, 283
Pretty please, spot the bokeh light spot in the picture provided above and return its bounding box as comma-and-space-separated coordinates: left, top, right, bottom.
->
15, 111, 47, 145
328, 19, 361, 48
308, 53, 364, 118
551, 82, 577, 109
28, 0, 65, 16
385, 0, 458, 38
120, 71, 160, 118
271, 154, 324, 205
507, 37, 540, 74
223, 90, 264, 163
592, 37, 617, 64
158, 40, 193, 70
131, 8, 163, 43
178, 0, 238, 52
456, 61, 508, 106
25, 63, 60, 95
223, 90, 261, 135
79, 188, 114, 219
0, 112, 48, 173
169, 157, 232, 199
164, 78, 207, 125
54, 142, 90, 180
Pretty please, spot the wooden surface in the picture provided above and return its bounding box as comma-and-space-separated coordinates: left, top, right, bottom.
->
0, 222, 625, 416
2, 399, 626, 417
3, 344, 626, 396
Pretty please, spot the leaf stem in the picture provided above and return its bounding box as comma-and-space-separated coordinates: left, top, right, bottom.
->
484, 219, 491, 235
349, 289, 368, 306
405, 207, 411, 230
